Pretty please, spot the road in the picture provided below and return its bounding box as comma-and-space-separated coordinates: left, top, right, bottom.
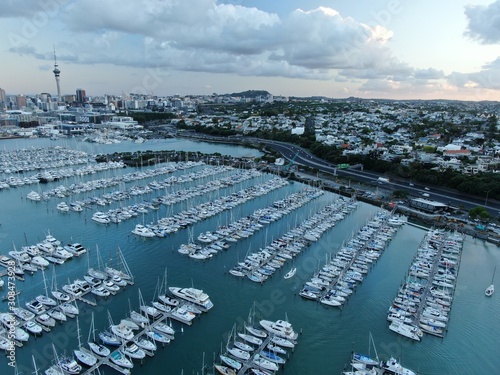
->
180, 133, 499, 215
243, 137, 500, 214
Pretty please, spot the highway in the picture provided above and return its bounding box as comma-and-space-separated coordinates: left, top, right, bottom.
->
179, 133, 499, 215
243, 137, 500, 214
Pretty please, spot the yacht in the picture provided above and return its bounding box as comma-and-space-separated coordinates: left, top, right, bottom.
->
11, 306, 35, 321
380, 357, 417, 375
27, 191, 42, 201
92, 212, 110, 224
56, 202, 70, 212
284, 267, 297, 279
110, 350, 133, 369
64, 243, 87, 256
123, 342, 146, 359
25, 299, 47, 314
133, 335, 157, 351
259, 319, 298, 341
131, 224, 156, 238
36, 313, 56, 328
24, 320, 43, 335
59, 302, 79, 316
485, 284, 494, 297
111, 323, 134, 341
58, 356, 82, 375
168, 286, 213, 312
388, 320, 422, 341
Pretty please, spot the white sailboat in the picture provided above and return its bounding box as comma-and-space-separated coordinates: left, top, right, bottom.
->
87, 312, 111, 358
485, 266, 495, 297
74, 316, 98, 366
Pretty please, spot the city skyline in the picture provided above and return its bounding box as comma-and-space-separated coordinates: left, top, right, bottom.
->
1, 0, 500, 101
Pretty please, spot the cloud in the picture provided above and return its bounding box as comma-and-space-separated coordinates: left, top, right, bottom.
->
448, 57, 500, 90
465, 0, 500, 44
4, 0, 448, 95
50, 1, 399, 78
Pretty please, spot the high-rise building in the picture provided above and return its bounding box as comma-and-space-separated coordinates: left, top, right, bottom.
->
0, 88, 6, 109
76, 89, 87, 103
53, 47, 61, 100
15, 95, 27, 109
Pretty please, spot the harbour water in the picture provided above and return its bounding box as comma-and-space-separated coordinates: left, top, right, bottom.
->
0, 138, 499, 375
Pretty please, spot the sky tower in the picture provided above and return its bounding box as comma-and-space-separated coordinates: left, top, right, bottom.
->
53, 46, 61, 101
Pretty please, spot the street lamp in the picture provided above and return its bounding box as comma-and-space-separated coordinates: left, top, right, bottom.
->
485, 189, 492, 207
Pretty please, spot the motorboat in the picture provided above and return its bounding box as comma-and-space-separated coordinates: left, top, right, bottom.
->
25, 298, 47, 314
485, 266, 495, 296
36, 294, 57, 307
134, 335, 157, 351
380, 357, 416, 375
388, 320, 422, 341
57, 202, 70, 212
102, 280, 120, 293
111, 323, 135, 341
11, 306, 35, 321
58, 356, 82, 375
284, 267, 297, 279
36, 313, 56, 327
123, 342, 146, 359
110, 350, 134, 369
485, 284, 494, 297
27, 191, 42, 201
53, 247, 73, 260
158, 295, 179, 307
131, 224, 156, 238
47, 308, 67, 322
64, 243, 87, 256
140, 304, 161, 319
168, 286, 213, 311
92, 212, 110, 224
170, 306, 196, 323
91, 286, 110, 298
24, 320, 43, 335
31, 255, 50, 268
59, 302, 79, 316
259, 319, 298, 340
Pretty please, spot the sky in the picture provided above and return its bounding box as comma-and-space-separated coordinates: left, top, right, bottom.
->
1, 0, 500, 101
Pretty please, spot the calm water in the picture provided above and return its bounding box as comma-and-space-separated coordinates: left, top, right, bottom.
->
0, 139, 499, 375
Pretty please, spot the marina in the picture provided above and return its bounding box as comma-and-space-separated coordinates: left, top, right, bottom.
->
0, 138, 498, 375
